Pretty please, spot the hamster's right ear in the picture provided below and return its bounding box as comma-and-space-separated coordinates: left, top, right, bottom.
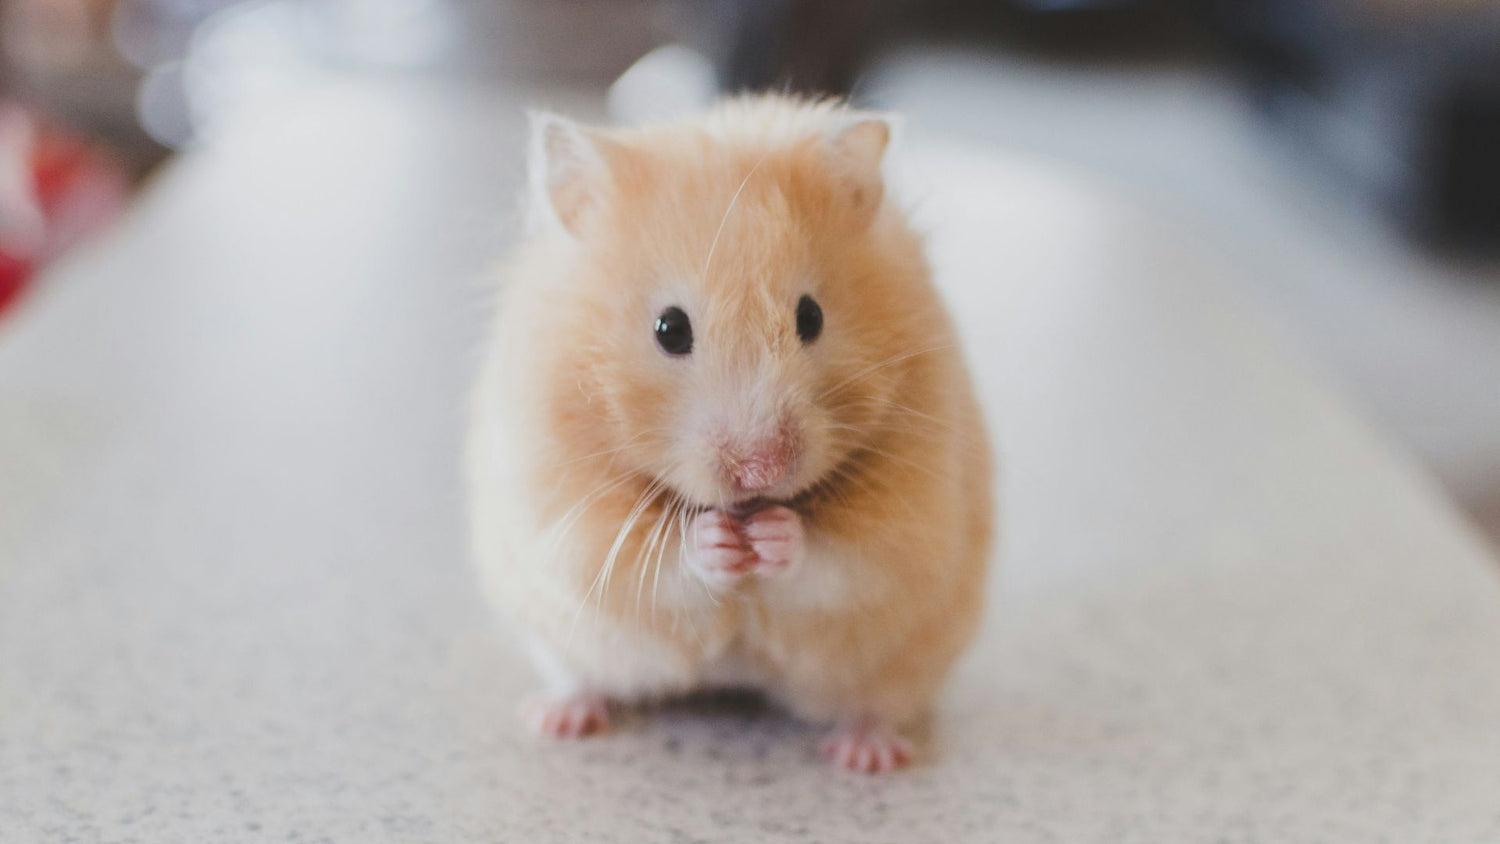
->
527, 111, 612, 236
824, 113, 899, 229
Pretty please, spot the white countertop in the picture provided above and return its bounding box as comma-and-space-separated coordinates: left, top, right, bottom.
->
3, 75, 1499, 842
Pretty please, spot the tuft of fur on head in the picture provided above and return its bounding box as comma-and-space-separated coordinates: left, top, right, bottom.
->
525, 96, 902, 240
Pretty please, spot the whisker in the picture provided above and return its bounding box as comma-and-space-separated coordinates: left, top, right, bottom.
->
566, 478, 660, 647
655, 494, 690, 621
551, 427, 668, 470
836, 397, 960, 434
826, 437, 945, 484
702, 150, 772, 282
599, 479, 665, 614
648, 494, 682, 628
634, 493, 675, 623
544, 470, 638, 564
817, 343, 955, 402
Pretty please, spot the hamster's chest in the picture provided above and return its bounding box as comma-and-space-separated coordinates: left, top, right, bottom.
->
752, 546, 864, 611
694, 553, 873, 686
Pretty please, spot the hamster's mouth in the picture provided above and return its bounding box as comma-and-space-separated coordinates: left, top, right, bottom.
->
669, 490, 789, 518
673, 465, 842, 516
725, 496, 772, 518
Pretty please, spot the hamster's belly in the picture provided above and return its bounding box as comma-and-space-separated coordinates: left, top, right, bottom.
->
698, 647, 769, 690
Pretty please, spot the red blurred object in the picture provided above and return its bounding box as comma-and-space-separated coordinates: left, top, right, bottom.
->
0, 103, 129, 319
0, 250, 33, 314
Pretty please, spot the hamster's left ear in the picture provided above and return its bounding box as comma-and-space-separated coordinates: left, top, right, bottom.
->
826, 113, 898, 228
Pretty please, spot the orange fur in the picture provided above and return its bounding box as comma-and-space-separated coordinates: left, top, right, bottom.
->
468, 95, 994, 734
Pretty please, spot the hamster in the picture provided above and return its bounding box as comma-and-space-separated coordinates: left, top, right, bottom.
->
467, 95, 994, 773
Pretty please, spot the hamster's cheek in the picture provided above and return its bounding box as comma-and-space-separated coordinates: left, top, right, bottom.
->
794, 410, 843, 486
653, 433, 724, 506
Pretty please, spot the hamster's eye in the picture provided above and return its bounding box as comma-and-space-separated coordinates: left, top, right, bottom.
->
796, 295, 823, 344
654, 306, 693, 355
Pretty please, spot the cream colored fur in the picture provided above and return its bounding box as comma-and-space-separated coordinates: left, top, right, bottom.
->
467, 94, 994, 731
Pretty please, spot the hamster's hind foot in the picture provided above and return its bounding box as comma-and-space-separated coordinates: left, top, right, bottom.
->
520, 693, 611, 738
818, 718, 914, 773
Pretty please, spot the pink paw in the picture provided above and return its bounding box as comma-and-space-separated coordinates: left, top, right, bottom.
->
688, 506, 806, 587
687, 509, 757, 588
521, 694, 610, 738
740, 505, 804, 575
819, 722, 914, 773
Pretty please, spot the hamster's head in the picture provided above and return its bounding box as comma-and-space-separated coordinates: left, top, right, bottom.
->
530, 98, 939, 511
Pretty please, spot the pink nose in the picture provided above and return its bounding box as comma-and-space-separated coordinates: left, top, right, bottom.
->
734, 453, 787, 491
725, 435, 799, 491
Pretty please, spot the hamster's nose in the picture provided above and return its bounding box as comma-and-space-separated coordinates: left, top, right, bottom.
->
734, 452, 786, 491
723, 432, 801, 492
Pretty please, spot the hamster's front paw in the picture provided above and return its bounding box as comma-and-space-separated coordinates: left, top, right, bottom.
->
740, 505, 804, 576
687, 509, 756, 588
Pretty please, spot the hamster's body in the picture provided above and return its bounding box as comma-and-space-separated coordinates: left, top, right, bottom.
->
467, 96, 993, 772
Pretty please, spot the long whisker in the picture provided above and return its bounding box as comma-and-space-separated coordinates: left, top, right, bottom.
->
817, 344, 955, 401
702, 150, 772, 283
837, 396, 960, 434
647, 494, 682, 628
634, 492, 676, 623
656, 494, 693, 622
598, 479, 665, 617
551, 427, 669, 470
544, 470, 638, 565
566, 478, 660, 647
824, 435, 946, 484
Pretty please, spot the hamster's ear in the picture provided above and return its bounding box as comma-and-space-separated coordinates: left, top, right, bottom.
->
825, 114, 897, 228
528, 111, 611, 236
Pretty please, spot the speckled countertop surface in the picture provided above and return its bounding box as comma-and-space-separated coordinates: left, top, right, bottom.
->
3, 76, 1499, 843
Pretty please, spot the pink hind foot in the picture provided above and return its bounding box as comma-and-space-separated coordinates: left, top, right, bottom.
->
819, 720, 914, 773
521, 694, 611, 738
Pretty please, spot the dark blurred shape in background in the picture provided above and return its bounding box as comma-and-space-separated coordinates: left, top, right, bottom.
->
1206, 0, 1500, 249
703, 0, 1500, 249
4, 1, 1493, 245
1, 0, 1499, 535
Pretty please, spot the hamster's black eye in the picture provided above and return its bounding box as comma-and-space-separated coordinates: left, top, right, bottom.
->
796, 295, 823, 344
654, 306, 693, 355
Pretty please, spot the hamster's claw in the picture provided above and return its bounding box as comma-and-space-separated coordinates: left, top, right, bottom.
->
819, 722, 914, 773
522, 693, 611, 738
740, 505, 804, 576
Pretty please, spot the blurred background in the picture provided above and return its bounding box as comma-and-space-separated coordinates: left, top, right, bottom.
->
1, 0, 1498, 540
